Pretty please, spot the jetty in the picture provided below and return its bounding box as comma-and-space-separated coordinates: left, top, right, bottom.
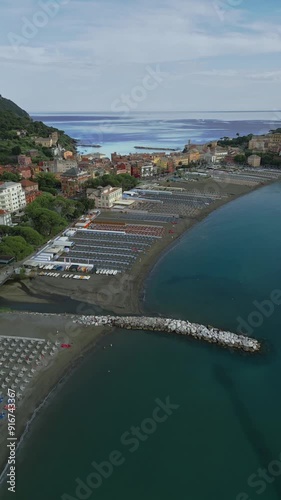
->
77, 144, 101, 148
73, 315, 261, 353
134, 146, 179, 151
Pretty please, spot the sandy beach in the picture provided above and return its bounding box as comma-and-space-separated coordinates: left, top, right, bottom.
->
0, 177, 273, 478
3, 180, 262, 316
0, 314, 108, 479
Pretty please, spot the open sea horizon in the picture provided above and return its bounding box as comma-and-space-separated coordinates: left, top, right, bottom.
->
31, 110, 281, 157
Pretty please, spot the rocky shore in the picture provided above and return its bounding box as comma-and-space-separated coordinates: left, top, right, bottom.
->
73, 314, 261, 352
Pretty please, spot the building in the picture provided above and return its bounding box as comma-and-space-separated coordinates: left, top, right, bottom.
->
28, 149, 39, 157
0, 255, 15, 265
18, 155, 32, 167
115, 162, 132, 175
0, 182, 26, 213
63, 151, 74, 160
0, 209, 12, 226
34, 137, 53, 148
18, 166, 32, 179
131, 164, 157, 178
249, 133, 281, 153
87, 185, 122, 209
249, 136, 267, 151
51, 159, 78, 174
20, 180, 41, 204
247, 154, 261, 167
61, 168, 90, 197
51, 132, 59, 144
15, 130, 27, 138
186, 149, 200, 163
170, 154, 189, 167
267, 133, 281, 144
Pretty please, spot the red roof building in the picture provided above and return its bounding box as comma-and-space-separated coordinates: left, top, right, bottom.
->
20, 180, 41, 204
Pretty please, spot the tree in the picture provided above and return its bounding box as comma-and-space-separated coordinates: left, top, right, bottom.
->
11, 145, 21, 155
234, 154, 246, 164
0, 172, 21, 182
35, 172, 61, 193
0, 236, 33, 261
26, 206, 67, 236
0, 225, 12, 237
13, 227, 43, 246
86, 173, 138, 191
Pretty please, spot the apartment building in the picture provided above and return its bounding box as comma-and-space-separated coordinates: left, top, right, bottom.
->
0, 182, 26, 213
0, 210, 12, 226
61, 168, 90, 197
87, 185, 122, 208
52, 159, 78, 174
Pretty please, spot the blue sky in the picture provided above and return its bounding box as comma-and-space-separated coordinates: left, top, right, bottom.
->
0, 0, 281, 112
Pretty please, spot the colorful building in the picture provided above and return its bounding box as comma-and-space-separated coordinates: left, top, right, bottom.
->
61, 168, 90, 197
18, 155, 32, 167
247, 155, 261, 167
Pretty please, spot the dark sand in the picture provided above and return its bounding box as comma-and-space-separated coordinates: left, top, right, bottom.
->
0, 178, 269, 476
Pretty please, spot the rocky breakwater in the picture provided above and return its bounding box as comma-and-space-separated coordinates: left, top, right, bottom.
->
73, 315, 261, 353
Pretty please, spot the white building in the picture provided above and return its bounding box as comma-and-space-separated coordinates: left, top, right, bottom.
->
141, 164, 157, 177
0, 210, 12, 226
0, 182, 26, 213
213, 150, 228, 163
87, 185, 123, 209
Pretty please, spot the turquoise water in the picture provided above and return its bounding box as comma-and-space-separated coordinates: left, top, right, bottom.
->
1, 182, 281, 499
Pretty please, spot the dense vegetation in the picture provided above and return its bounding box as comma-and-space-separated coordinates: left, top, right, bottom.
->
0, 95, 76, 164
0, 171, 21, 182
0, 193, 95, 261
217, 134, 253, 148
0, 236, 34, 261
86, 173, 138, 190
35, 172, 62, 195
0, 96, 29, 118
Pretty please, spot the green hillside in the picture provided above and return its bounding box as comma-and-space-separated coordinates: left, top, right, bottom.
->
0, 95, 76, 164
0, 95, 29, 118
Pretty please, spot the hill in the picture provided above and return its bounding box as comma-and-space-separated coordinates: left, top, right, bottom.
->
0, 95, 29, 118
0, 95, 76, 164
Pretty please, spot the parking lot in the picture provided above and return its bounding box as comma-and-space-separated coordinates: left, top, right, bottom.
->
56, 227, 164, 273
99, 212, 178, 224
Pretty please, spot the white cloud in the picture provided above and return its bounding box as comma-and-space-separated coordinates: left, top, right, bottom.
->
0, 0, 281, 110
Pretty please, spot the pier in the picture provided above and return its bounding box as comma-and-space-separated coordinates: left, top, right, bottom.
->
73, 315, 261, 353
77, 144, 101, 147
134, 146, 179, 151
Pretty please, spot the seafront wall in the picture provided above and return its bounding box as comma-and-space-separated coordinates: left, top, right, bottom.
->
73, 315, 261, 353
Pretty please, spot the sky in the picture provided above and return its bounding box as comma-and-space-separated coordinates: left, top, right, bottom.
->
0, 0, 281, 112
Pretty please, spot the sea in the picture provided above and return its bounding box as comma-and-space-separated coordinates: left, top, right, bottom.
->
31, 110, 281, 157
1, 112, 281, 500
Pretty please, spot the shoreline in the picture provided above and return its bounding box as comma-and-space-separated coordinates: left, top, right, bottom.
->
0, 316, 110, 483
0, 178, 273, 480
10, 180, 268, 317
